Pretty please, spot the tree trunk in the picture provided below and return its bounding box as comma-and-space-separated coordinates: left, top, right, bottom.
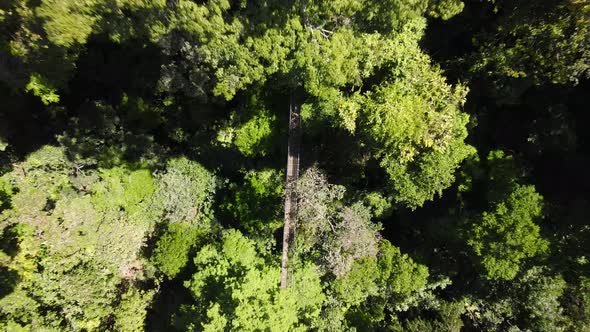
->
280, 92, 302, 288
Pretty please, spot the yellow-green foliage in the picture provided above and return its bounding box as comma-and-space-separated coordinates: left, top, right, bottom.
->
331, 257, 381, 307
35, 0, 167, 47
113, 288, 158, 332
428, 0, 465, 20
286, 18, 474, 209
0, 178, 12, 211
376, 241, 430, 308
182, 230, 325, 331
468, 185, 549, 280
25, 73, 60, 105
36, 0, 99, 47
4, 146, 69, 216
151, 222, 204, 279
225, 169, 284, 237
0, 146, 157, 331
169, 0, 272, 100
359, 42, 474, 208
233, 110, 276, 157
0, 137, 8, 152
325, 240, 431, 329
363, 192, 393, 218
92, 167, 155, 214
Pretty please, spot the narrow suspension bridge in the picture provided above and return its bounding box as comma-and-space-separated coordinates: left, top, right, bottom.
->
280, 92, 302, 288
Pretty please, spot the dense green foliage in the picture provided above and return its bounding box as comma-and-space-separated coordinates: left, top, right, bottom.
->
0, 0, 588, 330
0, 147, 156, 330
468, 184, 548, 280
179, 230, 324, 331
470, 0, 589, 85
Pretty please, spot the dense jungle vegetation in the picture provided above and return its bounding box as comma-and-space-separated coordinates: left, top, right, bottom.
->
0, 0, 589, 330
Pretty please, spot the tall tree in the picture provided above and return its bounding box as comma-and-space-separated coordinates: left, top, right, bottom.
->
469, 0, 590, 85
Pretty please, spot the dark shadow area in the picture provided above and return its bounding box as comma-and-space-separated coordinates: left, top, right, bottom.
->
65, 36, 164, 106
0, 267, 18, 299
145, 279, 195, 332
0, 84, 62, 161
0, 225, 24, 299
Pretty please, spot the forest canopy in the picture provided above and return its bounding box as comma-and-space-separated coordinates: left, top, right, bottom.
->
0, 0, 589, 331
